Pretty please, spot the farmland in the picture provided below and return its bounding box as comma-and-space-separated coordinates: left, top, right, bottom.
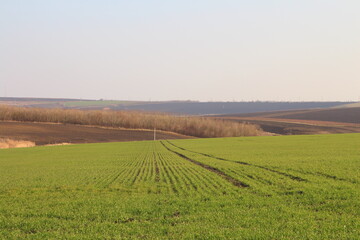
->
0, 134, 359, 239
217, 117, 360, 135
215, 107, 360, 135
0, 106, 262, 138
221, 107, 360, 124
0, 121, 191, 146
0, 97, 353, 114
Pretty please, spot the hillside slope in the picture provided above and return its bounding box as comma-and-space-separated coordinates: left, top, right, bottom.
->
0, 121, 191, 146
0, 97, 353, 115
221, 107, 360, 124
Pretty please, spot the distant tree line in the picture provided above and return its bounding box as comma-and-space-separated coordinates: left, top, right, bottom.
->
0, 106, 262, 138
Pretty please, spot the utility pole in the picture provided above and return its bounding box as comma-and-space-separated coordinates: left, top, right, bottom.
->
154, 127, 156, 141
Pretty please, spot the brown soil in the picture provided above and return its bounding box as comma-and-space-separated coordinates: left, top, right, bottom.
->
217, 117, 360, 135
219, 107, 360, 124
0, 121, 192, 146
264, 107, 360, 124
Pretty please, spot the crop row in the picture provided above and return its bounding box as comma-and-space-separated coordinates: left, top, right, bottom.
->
0, 141, 242, 196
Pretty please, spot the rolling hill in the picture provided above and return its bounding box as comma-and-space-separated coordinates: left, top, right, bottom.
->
0, 97, 355, 115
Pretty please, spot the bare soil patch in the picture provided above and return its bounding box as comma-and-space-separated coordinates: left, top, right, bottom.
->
218, 107, 360, 124
217, 117, 360, 135
0, 138, 35, 149
215, 107, 360, 135
0, 121, 192, 146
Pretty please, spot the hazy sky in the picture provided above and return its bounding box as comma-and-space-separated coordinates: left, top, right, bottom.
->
1, 1, 359, 101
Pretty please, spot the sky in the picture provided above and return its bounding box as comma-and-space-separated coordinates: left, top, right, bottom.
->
1, 0, 359, 102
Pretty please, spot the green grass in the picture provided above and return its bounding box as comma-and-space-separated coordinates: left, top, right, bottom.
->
0, 134, 359, 239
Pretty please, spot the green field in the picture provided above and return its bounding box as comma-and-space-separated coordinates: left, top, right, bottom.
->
0, 134, 359, 239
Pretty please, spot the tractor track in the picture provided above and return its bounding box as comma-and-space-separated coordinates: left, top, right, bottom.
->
166, 140, 307, 182
160, 141, 250, 188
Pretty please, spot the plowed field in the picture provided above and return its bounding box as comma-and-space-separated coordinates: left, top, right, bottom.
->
0, 121, 191, 146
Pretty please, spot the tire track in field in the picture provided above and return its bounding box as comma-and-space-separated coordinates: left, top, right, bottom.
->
287, 168, 357, 184
159, 143, 231, 195
159, 144, 237, 195
314, 172, 357, 183
166, 140, 307, 182
161, 152, 199, 192
160, 141, 250, 188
